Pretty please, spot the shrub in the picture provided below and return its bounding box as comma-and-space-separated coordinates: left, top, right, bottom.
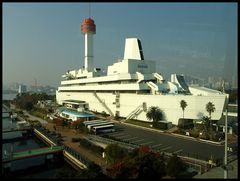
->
72, 137, 82, 142
105, 144, 128, 163
199, 132, 210, 140
189, 130, 199, 138
209, 132, 225, 142
79, 139, 104, 156
166, 154, 187, 178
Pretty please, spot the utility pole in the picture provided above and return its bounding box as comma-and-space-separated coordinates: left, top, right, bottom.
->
224, 108, 228, 179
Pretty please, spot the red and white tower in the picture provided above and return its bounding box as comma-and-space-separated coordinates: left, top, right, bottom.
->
81, 18, 96, 72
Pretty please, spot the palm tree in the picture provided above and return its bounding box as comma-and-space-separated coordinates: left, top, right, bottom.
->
202, 116, 210, 131
180, 100, 188, 129
180, 100, 187, 119
206, 102, 216, 119
206, 102, 216, 131
146, 106, 163, 126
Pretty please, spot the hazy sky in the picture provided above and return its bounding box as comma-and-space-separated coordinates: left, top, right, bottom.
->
3, 3, 237, 87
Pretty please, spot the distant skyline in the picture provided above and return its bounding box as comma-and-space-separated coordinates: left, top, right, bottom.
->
3, 3, 237, 87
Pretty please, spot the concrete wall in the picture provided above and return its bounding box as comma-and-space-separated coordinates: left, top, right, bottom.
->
56, 91, 226, 125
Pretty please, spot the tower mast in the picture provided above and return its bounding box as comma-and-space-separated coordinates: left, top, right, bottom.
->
80, 10, 96, 72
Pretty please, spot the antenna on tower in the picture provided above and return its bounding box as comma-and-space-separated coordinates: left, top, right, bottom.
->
88, 2, 91, 18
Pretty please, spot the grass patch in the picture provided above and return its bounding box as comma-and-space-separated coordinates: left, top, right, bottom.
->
30, 110, 46, 120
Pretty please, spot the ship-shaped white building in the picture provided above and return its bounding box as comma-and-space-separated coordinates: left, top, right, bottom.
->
56, 18, 228, 125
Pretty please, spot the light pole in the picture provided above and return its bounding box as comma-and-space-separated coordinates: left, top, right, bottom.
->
224, 108, 228, 179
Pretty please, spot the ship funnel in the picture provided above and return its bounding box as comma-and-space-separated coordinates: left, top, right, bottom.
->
124, 38, 144, 60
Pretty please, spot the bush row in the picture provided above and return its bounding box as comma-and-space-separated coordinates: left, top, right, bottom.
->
79, 138, 104, 156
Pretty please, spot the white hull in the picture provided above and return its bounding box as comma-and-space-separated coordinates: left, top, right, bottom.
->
56, 91, 226, 125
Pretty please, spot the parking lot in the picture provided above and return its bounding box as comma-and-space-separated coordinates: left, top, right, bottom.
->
99, 123, 229, 162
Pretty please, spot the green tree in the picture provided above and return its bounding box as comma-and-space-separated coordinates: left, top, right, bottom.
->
206, 102, 216, 119
107, 147, 166, 179
75, 162, 107, 179
24, 101, 34, 111
180, 100, 187, 119
105, 144, 128, 163
202, 116, 210, 131
166, 154, 187, 178
206, 102, 216, 131
146, 106, 164, 127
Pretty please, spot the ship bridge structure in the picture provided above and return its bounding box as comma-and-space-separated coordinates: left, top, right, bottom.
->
56, 17, 228, 125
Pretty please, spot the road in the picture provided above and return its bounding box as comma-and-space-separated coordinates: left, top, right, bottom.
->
23, 111, 48, 125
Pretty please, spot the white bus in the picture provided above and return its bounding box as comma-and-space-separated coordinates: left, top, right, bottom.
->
84, 120, 110, 127
92, 124, 115, 134
87, 122, 114, 130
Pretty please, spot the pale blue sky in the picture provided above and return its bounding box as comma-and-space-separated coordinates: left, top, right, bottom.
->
3, 3, 237, 87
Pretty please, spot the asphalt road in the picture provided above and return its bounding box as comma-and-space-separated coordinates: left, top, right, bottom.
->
100, 122, 227, 162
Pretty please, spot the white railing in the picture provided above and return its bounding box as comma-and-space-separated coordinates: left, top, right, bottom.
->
93, 92, 114, 116
126, 105, 143, 120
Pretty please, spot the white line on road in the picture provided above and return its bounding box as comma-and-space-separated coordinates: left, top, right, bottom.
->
160, 146, 172, 151
131, 139, 145, 143
172, 149, 183, 154
140, 141, 153, 146
110, 133, 125, 137
151, 144, 162, 148
116, 134, 132, 139
123, 137, 138, 141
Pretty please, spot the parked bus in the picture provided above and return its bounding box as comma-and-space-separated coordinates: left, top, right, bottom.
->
92, 124, 115, 134
87, 122, 114, 130
84, 120, 110, 127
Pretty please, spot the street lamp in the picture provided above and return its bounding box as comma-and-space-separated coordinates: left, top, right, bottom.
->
224, 108, 228, 179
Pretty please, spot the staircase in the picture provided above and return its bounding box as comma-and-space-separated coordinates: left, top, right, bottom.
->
93, 92, 114, 116
146, 81, 159, 94
126, 103, 146, 120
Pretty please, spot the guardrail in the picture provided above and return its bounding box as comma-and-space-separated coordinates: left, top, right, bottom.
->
86, 134, 139, 151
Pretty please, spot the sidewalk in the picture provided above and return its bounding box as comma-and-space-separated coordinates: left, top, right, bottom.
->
44, 123, 108, 171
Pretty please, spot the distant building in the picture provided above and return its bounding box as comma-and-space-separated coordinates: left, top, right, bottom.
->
18, 84, 27, 94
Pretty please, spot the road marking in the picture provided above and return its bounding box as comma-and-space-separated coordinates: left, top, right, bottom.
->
110, 133, 125, 136
140, 141, 153, 146
123, 137, 138, 141
131, 139, 145, 143
116, 134, 132, 139
151, 144, 162, 148
160, 146, 172, 151
172, 149, 183, 154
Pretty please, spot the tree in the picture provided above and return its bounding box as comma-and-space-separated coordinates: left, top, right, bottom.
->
146, 106, 164, 126
180, 100, 187, 119
75, 162, 107, 179
166, 154, 186, 178
206, 102, 216, 131
202, 116, 210, 131
206, 102, 216, 119
105, 144, 128, 163
24, 101, 34, 111
107, 147, 166, 179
